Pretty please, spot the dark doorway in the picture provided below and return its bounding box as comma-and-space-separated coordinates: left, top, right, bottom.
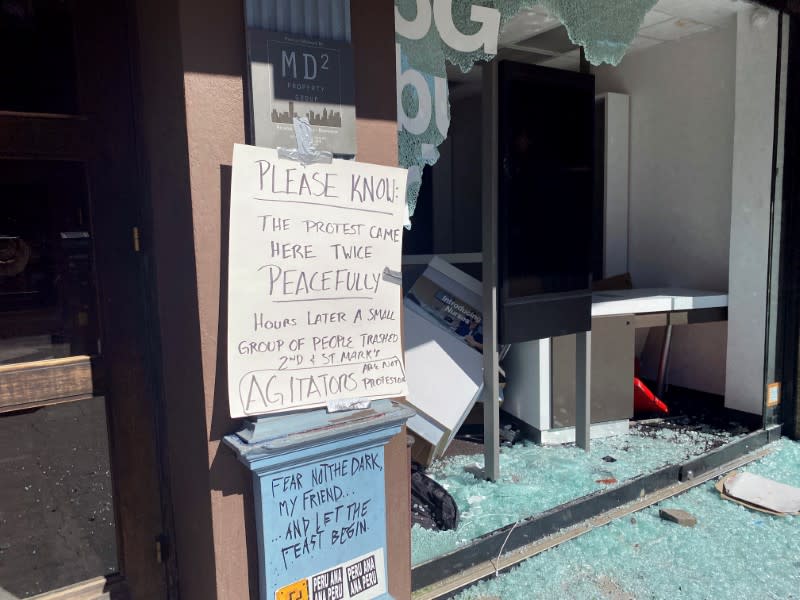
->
0, 1, 170, 598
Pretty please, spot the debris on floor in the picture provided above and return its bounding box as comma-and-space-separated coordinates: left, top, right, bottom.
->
403, 258, 486, 467
411, 463, 459, 531
412, 418, 746, 565
596, 477, 618, 485
634, 376, 669, 415
658, 508, 697, 527
716, 471, 800, 516
453, 438, 800, 600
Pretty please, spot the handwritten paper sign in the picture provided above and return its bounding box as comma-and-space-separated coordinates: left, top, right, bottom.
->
228, 144, 409, 418
267, 447, 388, 600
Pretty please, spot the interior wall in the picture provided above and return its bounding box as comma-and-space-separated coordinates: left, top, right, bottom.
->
594, 21, 737, 394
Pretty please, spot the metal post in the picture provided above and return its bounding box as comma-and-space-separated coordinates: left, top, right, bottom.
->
575, 330, 591, 451
656, 323, 673, 398
481, 60, 500, 481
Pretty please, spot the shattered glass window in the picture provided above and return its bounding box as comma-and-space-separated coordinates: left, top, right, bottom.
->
395, 0, 657, 223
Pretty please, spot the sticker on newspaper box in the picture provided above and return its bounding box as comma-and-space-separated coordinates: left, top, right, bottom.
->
276, 549, 387, 600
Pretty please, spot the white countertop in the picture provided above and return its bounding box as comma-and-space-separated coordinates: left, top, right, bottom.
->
591, 288, 728, 317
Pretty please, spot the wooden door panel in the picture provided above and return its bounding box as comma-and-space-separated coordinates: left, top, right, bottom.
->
71, 2, 171, 598
0, 356, 93, 413
0, 113, 93, 160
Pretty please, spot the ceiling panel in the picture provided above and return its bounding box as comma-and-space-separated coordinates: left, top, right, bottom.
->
640, 9, 674, 27
539, 54, 580, 72
499, 9, 560, 46
629, 35, 664, 50
652, 0, 753, 26
537, 47, 579, 70
494, 0, 757, 70
639, 16, 714, 41
516, 25, 578, 54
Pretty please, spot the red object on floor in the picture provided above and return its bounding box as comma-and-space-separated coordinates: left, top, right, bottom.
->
596, 478, 618, 485
634, 376, 669, 415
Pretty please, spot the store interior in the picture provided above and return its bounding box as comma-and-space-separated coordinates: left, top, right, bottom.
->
400, 0, 781, 569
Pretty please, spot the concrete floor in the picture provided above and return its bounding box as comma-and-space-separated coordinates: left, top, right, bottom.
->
0, 398, 117, 598
412, 417, 748, 565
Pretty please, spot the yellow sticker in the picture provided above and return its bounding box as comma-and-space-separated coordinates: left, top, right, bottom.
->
275, 579, 309, 600
767, 382, 781, 408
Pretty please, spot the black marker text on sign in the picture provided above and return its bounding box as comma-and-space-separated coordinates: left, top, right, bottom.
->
227, 145, 408, 418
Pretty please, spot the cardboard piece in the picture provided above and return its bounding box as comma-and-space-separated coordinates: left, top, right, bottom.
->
716, 471, 800, 516
715, 476, 783, 516
227, 144, 408, 418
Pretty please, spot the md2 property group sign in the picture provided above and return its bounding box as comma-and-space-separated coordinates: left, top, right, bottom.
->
227, 144, 409, 418
248, 31, 357, 155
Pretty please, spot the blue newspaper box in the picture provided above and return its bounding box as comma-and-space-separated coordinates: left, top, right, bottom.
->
225, 400, 413, 600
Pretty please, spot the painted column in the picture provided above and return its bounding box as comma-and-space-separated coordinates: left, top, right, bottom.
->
725, 7, 779, 414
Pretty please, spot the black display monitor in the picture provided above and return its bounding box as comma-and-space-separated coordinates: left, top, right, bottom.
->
497, 61, 594, 344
